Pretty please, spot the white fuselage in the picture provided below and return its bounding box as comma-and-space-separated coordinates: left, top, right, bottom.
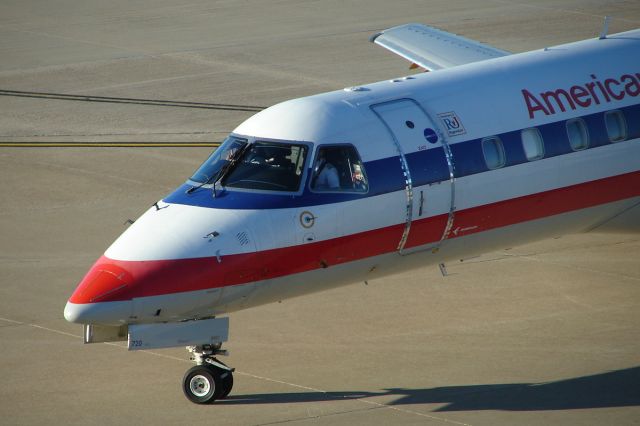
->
65, 29, 640, 327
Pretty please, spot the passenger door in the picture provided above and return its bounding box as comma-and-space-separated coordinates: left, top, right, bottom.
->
371, 99, 454, 254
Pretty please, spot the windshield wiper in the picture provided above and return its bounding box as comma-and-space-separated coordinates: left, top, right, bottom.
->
186, 142, 249, 195
186, 172, 216, 194
211, 142, 251, 197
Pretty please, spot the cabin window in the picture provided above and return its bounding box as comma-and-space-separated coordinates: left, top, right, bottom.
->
605, 110, 628, 142
310, 145, 368, 192
481, 136, 506, 169
221, 141, 308, 192
521, 128, 545, 161
566, 118, 589, 151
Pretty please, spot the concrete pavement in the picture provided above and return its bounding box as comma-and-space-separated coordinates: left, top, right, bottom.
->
1, 1, 639, 425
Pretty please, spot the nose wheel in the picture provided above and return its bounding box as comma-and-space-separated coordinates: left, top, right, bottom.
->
183, 345, 234, 404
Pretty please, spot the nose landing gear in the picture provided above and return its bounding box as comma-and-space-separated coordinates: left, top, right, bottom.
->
182, 344, 234, 404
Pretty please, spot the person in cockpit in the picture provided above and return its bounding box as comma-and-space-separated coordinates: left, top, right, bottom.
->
312, 149, 340, 190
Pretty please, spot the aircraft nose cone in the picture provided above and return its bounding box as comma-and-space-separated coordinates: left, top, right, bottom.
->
70, 261, 132, 304
66, 256, 135, 325
63, 301, 85, 323
64, 300, 133, 325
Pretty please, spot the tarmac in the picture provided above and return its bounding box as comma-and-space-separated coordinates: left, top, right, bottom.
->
1, 1, 639, 425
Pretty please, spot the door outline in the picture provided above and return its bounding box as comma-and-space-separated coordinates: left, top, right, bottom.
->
371, 98, 457, 255
370, 100, 415, 254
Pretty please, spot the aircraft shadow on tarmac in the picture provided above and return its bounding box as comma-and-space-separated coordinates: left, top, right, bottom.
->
220, 366, 640, 411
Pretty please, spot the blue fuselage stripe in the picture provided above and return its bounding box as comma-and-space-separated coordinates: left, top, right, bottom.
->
164, 103, 640, 209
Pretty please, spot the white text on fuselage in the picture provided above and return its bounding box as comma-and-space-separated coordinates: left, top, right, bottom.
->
522, 73, 640, 119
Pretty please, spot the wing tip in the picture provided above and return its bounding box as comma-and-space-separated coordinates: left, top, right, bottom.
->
369, 32, 383, 43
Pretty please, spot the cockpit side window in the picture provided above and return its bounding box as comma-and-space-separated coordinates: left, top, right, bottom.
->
222, 141, 308, 192
310, 145, 368, 193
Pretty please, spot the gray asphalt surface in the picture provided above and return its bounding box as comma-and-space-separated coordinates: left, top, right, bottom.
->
1, 1, 639, 425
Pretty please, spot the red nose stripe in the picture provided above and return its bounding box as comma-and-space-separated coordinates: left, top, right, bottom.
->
68, 219, 407, 304
70, 263, 133, 303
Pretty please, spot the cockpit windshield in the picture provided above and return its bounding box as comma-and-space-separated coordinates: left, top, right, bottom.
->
223, 141, 308, 191
189, 136, 308, 192
190, 136, 248, 184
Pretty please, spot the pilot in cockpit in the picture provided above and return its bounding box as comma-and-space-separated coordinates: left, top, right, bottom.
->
312, 149, 340, 190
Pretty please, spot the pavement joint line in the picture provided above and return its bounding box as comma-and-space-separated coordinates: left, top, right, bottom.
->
355, 398, 472, 425
1, 27, 146, 56
229, 371, 471, 425
0, 315, 470, 424
0, 132, 219, 137
0, 143, 221, 147
0, 317, 82, 339
364, 300, 639, 342
24, 157, 152, 185
487, 0, 640, 24
501, 252, 640, 282
0, 134, 226, 139
252, 406, 382, 426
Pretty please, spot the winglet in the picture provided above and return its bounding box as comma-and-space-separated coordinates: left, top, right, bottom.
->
371, 23, 510, 71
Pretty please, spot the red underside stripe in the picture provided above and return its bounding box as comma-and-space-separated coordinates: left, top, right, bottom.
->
70, 171, 640, 303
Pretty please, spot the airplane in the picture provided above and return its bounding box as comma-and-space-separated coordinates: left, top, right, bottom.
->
64, 21, 640, 404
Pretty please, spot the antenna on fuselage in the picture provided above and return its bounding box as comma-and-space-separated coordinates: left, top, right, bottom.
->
599, 16, 611, 39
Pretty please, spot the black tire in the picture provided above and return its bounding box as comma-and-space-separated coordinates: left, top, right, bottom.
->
182, 365, 222, 404
219, 370, 234, 399
210, 358, 234, 399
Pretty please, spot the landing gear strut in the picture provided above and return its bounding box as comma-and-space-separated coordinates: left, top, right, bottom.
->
182, 344, 234, 404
